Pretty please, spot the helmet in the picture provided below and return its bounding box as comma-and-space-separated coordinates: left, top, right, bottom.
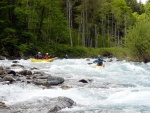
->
38, 52, 41, 54
46, 53, 48, 55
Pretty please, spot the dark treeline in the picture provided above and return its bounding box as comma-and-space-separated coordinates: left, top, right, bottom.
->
0, 0, 149, 60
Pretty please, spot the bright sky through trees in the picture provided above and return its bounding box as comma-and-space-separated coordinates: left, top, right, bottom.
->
137, 0, 147, 4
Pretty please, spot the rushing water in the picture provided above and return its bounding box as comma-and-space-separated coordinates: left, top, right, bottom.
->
0, 58, 150, 113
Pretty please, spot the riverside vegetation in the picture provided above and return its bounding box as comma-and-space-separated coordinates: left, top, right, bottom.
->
0, 0, 150, 62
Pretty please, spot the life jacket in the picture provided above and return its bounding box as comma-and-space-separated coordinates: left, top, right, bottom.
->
38, 55, 41, 59
44, 55, 49, 59
97, 58, 104, 66
36, 54, 41, 59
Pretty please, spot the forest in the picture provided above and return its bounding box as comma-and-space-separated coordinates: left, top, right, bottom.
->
0, 0, 150, 61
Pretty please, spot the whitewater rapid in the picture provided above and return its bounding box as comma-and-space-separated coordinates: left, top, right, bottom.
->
0, 58, 150, 113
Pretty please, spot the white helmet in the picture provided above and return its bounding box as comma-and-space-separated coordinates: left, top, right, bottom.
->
46, 53, 48, 55
38, 52, 41, 54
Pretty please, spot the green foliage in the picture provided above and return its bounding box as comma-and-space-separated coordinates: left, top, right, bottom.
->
0, 0, 147, 61
125, 19, 150, 61
18, 44, 29, 57
51, 44, 128, 59
126, 0, 145, 14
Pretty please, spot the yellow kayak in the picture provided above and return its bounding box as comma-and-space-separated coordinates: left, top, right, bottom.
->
96, 66, 104, 68
30, 58, 54, 62
95, 62, 105, 68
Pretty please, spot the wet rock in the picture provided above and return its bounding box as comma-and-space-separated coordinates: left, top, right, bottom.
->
0, 70, 7, 75
61, 85, 72, 90
86, 58, 90, 61
33, 71, 45, 76
33, 79, 49, 87
0, 101, 6, 108
0, 77, 3, 82
48, 105, 61, 113
32, 74, 42, 79
36, 75, 51, 79
19, 70, 32, 75
27, 80, 32, 84
10, 64, 25, 72
108, 58, 113, 62
0, 56, 5, 60
6, 70, 16, 76
12, 61, 19, 63
0, 81, 10, 85
0, 74, 5, 78
47, 76, 64, 85
3, 75, 16, 83
8, 96, 75, 113
26, 75, 31, 79
0, 66, 4, 70
144, 58, 150, 63
79, 79, 88, 83
55, 97, 75, 108
11, 64, 24, 68
30, 67, 39, 70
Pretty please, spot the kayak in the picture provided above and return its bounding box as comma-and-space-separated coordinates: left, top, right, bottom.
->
95, 65, 104, 68
95, 62, 105, 68
30, 58, 54, 62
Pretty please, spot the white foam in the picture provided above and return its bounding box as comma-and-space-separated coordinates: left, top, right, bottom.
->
0, 59, 150, 112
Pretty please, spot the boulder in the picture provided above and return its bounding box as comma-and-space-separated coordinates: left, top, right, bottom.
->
8, 97, 75, 113
0, 66, 4, 70
36, 75, 51, 79
61, 85, 72, 90
48, 105, 61, 113
3, 75, 16, 83
0, 70, 7, 75
0, 56, 5, 60
19, 70, 32, 75
6, 70, 16, 76
47, 76, 64, 85
11, 64, 24, 68
33, 79, 49, 87
0, 101, 6, 108
79, 79, 88, 83
12, 61, 19, 63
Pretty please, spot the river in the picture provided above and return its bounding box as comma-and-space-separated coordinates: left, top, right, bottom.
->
0, 58, 150, 113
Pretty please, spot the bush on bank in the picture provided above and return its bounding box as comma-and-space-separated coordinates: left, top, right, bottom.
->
48, 44, 129, 60
1, 43, 130, 61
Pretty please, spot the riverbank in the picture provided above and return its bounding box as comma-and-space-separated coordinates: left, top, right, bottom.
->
1, 47, 128, 60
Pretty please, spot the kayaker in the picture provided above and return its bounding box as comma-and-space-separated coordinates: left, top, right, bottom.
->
36, 52, 43, 59
93, 55, 101, 63
44, 53, 50, 59
97, 58, 104, 66
93, 55, 105, 66
64, 55, 68, 59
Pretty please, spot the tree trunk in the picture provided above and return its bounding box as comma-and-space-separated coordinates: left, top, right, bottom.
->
115, 21, 117, 46
68, 0, 73, 46
124, 13, 127, 44
82, 9, 85, 47
38, 6, 45, 40
95, 24, 98, 48
107, 15, 110, 47
101, 18, 105, 47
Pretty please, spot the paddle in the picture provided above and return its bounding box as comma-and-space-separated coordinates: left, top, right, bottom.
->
88, 63, 93, 65
88, 60, 106, 65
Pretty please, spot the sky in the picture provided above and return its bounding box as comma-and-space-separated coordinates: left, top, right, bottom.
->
137, 0, 147, 4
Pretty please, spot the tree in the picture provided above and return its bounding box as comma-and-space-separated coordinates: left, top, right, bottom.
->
125, 19, 150, 61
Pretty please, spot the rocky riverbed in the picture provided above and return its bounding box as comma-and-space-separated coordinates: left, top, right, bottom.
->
0, 61, 77, 113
